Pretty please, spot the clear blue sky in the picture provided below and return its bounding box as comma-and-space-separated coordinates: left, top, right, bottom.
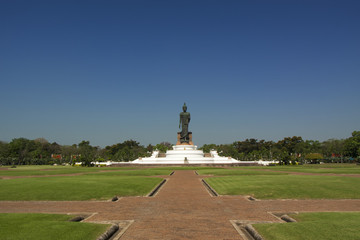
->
1, 0, 359, 147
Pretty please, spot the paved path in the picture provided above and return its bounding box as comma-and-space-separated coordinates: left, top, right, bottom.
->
1, 170, 360, 239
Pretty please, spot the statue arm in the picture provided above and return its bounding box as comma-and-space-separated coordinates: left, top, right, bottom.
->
179, 115, 181, 128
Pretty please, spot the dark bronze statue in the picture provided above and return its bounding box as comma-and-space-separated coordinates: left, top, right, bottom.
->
179, 103, 191, 143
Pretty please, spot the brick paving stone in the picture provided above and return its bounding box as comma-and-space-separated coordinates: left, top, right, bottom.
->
1, 170, 360, 239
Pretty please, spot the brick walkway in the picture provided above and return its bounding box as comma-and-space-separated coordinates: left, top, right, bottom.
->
1, 170, 360, 239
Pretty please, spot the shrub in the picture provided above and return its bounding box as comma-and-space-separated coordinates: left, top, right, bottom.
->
305, 153, 324, 164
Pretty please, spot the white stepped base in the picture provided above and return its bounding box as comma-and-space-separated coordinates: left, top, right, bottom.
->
131, 144, 240, 164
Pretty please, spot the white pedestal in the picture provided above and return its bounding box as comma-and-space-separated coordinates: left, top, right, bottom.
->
131, 144, 239, 164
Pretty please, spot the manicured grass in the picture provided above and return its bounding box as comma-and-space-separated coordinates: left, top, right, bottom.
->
197, 168, 288, 176
2, 164, 359, 177
206, 175, 360, 199
0, 213, 110, 240
254, 212, 360, 240
233, 164, 360, 174
241, 163, 358, 169
155, 166, 224, 170
0, 175, 163, 200
263, 164, 360, 174
0, 165, 136, 177
88, 168, 172, 176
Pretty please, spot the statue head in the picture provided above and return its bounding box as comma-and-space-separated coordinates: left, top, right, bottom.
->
182, 103, 187, 112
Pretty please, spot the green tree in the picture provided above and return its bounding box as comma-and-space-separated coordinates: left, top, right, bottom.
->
61, 145, 78, 164
344, 131, 360, 158
321, 139, 345, 162
155, 142, 172, 153
217, 144, 239, 159
279, 151, 291, 165
232, 139, 275, 160
114, 146, 133, 162
200, 144, 218, 153
31, 138, 54, 164
305, 153, 324, 164
277, 136, 303, 154
0, 141, 10, 165
146, 144, 154, 153
77, 141, 97, 166
105, 140, 148, 162
8, 138, 37, 165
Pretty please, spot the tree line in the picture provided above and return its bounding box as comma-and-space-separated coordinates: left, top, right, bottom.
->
200, 131, 360, 164
0, 131, 359, 166
0, 138, 172, 166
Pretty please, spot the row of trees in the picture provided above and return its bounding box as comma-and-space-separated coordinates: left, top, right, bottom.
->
0, 131, 359, 165
0, 138, 173, 166
200, 131, 360, 164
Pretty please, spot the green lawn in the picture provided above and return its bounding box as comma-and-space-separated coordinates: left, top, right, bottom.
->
155, 166, 224, 170
263, 164, 360, 174
0, 213, 110, 240
0, 165, 182, 177
1, 164, 359, 177
0, 175, 163, 200
0, 165, 137, 177
87, 168, 172, 176
232, 164, 360, 174
254, 212, 360, 240
197, 168, 288, 176
205, 175, 360, 199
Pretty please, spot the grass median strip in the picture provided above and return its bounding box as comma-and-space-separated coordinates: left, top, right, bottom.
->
262, 165, 360, 174
197, 168, 288, 176
0, 175, 163, 200
87, 168, 172, 176
205, 175, 360, 199
253, 212, 360, 240
0, 165, 136, 177
232, 164, 360, 174
0, 213, 110, 240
